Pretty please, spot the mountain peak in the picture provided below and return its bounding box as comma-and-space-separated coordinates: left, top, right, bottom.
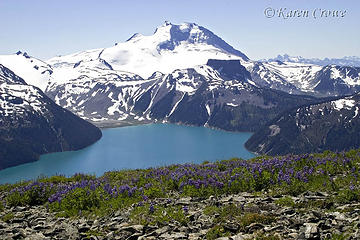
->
47, 22, 249, 78
152, 22, 248, 60
153, 21, 198, 37
156, 21, 197, 29
164, 20, 171, 26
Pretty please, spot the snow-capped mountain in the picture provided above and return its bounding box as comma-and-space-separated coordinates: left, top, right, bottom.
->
244, 61, 321, 94
1, 21, 359, 132
46, 58, 317, 131
262, 54, 360, 67
1, 22, 359, 100
42, 21, 360, 100
2, 21, 360, 157
0, 64, 101, 170
48, 21, 248, 79
257, 55, 360, 95
249, 60, 360, 96
246, 92, 360, 155
312, 65, 360, 96
0, 51, 53, 91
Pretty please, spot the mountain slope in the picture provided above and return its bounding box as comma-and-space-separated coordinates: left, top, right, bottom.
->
0, 64, 102, 170
245, 93, 360, 155
312, 65, 360, 95
244, 61, 320, 94
46, 59, 318, 131
0, 51, 53, 91
248, 60, 360, 96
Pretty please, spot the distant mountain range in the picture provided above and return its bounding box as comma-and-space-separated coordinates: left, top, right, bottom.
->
0, 21, 359, 164
260, 54, 360, 67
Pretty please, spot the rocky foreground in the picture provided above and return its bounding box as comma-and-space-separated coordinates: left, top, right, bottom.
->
1, 190, 360, 240
1, 150, 360, 239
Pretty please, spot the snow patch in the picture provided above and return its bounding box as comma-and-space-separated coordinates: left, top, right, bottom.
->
226, 103, 239, 107
332, 98, 355, 111
354, 107, 359, 118
205, 104, 211, 116
269, 125, 280, 136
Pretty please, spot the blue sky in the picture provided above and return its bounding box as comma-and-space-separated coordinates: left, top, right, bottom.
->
0, 0, 359, 60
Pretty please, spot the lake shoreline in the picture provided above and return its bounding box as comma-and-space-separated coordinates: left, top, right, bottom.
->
0, 124, 255, 184
93, 119, 255, 135
94, 120, 257, 156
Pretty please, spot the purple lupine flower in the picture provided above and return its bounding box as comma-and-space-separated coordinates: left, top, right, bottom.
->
350, 182, 355, 191
149, 204, 155, 213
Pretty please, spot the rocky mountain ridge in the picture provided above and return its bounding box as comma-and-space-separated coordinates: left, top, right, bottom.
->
46, 59, 319, 131
0, 64, 102, 170
246, 92, 360, 155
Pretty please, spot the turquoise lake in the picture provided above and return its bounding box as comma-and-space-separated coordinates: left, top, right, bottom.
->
0, 124, 255, 184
